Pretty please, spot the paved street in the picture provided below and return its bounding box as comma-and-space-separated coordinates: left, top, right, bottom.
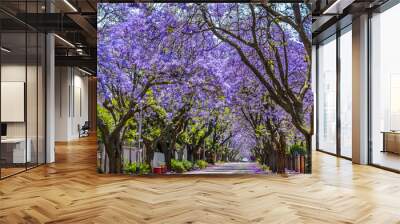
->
185, 162, 267, 174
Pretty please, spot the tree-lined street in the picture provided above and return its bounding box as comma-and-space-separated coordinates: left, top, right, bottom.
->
97, 3, 312, 174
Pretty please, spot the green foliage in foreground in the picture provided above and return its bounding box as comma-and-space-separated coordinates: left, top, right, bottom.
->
196, 160, 208, 169
171, 159, 208, 173
124, 162, 138, 174
182, 160, 193, 171
289, 143, 307, 156
261, 165, 270, 171
139, 163, 151, 175
123, 162, 151, 175
171, 159, 186, 173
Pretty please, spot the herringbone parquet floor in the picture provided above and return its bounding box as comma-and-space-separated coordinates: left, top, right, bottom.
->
1, 136, 400, 224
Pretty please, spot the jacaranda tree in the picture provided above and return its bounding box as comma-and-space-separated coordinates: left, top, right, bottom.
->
97, 3, 312, 174
192, 3, 313, 172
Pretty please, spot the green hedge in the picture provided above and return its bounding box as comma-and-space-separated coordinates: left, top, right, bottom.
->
182, 160, 193, 171
171, 159, 186, 173
289, 143, 306, 156
171, 159, 208, 173
196, 160, 208, 169
123, 162, 150, 175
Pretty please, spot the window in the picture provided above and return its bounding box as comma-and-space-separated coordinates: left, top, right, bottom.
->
370, 3, 400, 171
0, 1, 47, 179
340, 28, 352, 158
317, 35, 337, 154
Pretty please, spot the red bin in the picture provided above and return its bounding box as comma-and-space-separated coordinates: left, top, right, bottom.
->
161, 166, 167, 174
153, 167, 162, 174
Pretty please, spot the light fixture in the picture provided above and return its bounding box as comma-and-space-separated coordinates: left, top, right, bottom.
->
76, 48, 86, 56
63, 0, 78, 12
1, 47, 11, 53
54, 34, 75, 48
322, 0, 355, 15
78, 67, 93, 76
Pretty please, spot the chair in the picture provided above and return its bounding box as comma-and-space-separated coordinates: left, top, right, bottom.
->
79, 121, 90, 138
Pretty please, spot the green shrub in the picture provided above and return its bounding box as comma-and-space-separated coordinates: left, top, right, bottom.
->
261, 165, 270, 171
182, 160, 193, 171
290, 143, 306, 156
123, 162, 150, 175
139, 163, 151, 175
123, 162, 137, 174
171, 159, 186, 173
196, 160, 208, 169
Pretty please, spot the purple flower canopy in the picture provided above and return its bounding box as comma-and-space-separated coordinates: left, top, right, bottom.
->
97, 3, 312, 158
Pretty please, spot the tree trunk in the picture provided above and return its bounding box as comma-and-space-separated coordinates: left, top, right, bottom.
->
105, 140, 122, 174
144, 140, 154, 165
192, 146, 201, 161
108, 153, 116, 173
178, 149, 184, 160
187, 146, 194, 162
146, 148, 154, 166
277, 150, 286, 174
161, 141, 171, 170
271, 151, 275, 172
108, 152, 122, 174
263, 153, 268, 165
305, 134, 312, 174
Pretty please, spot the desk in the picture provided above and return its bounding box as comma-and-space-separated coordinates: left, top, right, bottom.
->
1, 138, 31, 163
382, 132, 400, 154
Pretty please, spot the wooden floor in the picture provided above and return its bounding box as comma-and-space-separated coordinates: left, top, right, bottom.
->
0, 167, 26, 178
373, 150, 400, 171
1, 136, 400, 223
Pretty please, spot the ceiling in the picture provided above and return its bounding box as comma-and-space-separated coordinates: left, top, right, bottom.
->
312, 0, 390, 44
0, 0, 97, 75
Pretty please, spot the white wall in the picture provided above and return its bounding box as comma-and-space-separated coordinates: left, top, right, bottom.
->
1, 63, 46, 164
72, 73, 89, 138
1, 65, 26, 139
1, 65, 41, 137
55, 67, 89, 141
55, 67, 69, 141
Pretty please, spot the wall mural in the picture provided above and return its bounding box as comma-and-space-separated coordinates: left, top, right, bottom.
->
97, 3, 312, 175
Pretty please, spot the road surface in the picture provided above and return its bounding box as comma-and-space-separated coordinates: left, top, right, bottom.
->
185, 162, 267, 174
